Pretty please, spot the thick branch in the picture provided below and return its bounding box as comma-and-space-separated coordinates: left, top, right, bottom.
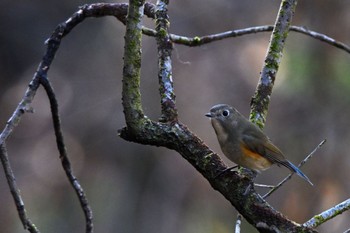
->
2, 2, 348, 232
119, 1, 316, 232
119, 121, 316, 233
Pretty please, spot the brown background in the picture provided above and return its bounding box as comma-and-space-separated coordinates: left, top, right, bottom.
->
0, 0, 349, 232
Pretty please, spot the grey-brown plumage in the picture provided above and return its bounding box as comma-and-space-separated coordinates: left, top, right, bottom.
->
206, 104, 313, 185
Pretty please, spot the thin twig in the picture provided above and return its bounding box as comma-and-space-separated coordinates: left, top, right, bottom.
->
163, 25, 350, 54
0, 4, 155, 230
303, 198, 350, 228
263, 139, 326, 199
254, 183, 275, 189
68, 3, 350, 55
291, 26, 350, 53
0, 4, 107, 232
235, 214, 242, 233
0, 144, 40, 233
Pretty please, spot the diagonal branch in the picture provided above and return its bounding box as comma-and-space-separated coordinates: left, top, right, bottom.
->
3, 2, 348, 232
290, 26, 350, 53
263, 139, 326, 199
303, 198, 350, 228
119, 0, 316, 232
250, 0, 298, 127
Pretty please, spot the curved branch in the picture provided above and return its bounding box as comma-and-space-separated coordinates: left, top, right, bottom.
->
39, 77, 93, 232
290, 26, 350, 53
163, 26, 350, 54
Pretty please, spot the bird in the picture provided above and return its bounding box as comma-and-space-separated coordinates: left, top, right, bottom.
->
205, 104, 313, 185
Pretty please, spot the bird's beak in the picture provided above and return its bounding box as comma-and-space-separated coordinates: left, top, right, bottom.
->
205, 112, 213, 118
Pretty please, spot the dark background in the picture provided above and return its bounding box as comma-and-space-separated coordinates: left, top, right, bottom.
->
1, 0, 349, 232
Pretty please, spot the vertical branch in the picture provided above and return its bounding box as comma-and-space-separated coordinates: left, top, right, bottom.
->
122, 0, 147, 133
250, 0, 298, 127
0, 144, 40, 233
155, 0, 178, 122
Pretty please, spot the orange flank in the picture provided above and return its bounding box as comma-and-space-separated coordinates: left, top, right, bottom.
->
240, 143, 272, 171
241, 145, 263, 161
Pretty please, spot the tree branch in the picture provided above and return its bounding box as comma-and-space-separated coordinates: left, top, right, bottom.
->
121, 0, 147, 134
235, 214, 242, 233
165, 26, 350, 54
39, 77, 93, 233
0, 144, 40, 233
263, 139, 326, 199
2, 2, 348, 232
250, 0, 298, 127
119, 0, 316, 232
155, 0, 178, 122
303, 198, 350, 228
290, 26, 350, 53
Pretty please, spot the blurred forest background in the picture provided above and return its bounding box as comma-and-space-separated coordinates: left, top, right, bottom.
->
1, 0, 350, 232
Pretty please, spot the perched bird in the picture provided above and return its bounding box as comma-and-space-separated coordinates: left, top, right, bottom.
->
205, 104, 313, 185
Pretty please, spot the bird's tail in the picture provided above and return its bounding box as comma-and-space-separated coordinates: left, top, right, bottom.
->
284, 161, 313, 186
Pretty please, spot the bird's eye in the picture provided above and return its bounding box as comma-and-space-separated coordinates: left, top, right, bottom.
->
222, 109, 230, 117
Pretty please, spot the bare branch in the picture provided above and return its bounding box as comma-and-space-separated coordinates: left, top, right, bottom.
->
250, 0, 298, 127
239, 0, 298, 202
3, 2, 347, 232
119, 1, 316, 232
290, 26, 350, 53
44, 2, 349, 57
263, 139, 326, 199
303, 198, 350, 228
165, 26, 350, 54
235, 214, 242, 233
66, 3, 350, 56
254, 183, 275, 189
0, 144, 40, 233
155, 0, 178, 122
121, 0, 147, 132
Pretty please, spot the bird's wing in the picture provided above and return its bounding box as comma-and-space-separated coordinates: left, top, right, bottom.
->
241, 128, 286, 164
242, 127, 313, 185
